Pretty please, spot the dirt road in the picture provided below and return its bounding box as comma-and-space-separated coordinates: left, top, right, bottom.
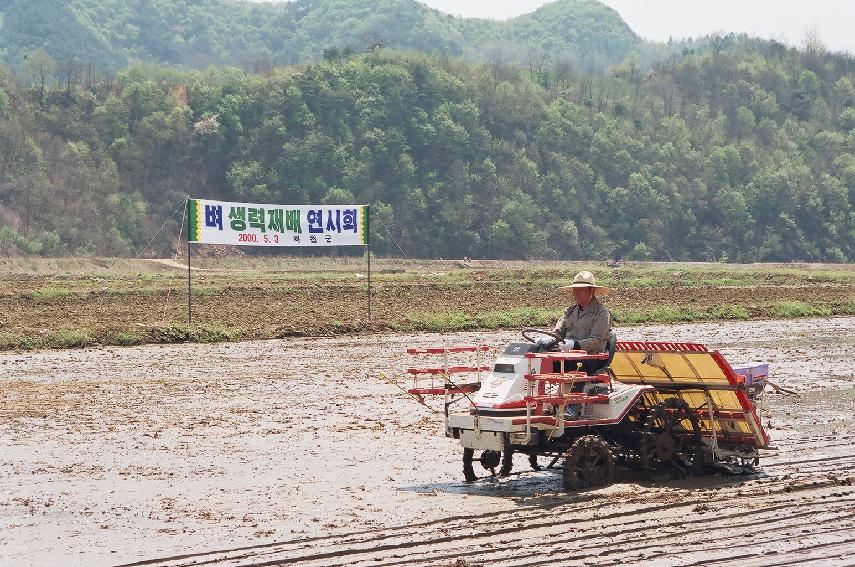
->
1, 317, 853, 566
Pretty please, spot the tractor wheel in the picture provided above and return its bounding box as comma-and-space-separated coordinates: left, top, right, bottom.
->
563, 435, 616, 491
642, 398, 704, 480
462, 449, 503, 482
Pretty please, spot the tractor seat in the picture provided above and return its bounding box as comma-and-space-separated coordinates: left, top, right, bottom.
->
568, 331, 618, 393
587, 330, 617, 376
554, 330, 618, 376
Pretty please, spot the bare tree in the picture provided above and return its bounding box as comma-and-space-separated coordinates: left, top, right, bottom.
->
84, 63, 94, 92
802, 26, 825, 54
246, 52, 273, 75
527, 48, 550, 87
708, 32, 731, 56
363, 28, 386, 52
596, 78, 610, 112
22, 48, 55, 101
802, 26, 827, 72
56, 56, 81, 97
486, 43, 505, 88
554, 57, 573, 90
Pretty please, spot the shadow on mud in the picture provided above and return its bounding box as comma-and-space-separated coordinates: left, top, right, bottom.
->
399, 466, 769, 506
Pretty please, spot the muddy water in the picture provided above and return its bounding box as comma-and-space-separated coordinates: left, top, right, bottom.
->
0, 317, 853, 566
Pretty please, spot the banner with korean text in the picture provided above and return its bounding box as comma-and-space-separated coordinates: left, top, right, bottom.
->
187, 199, 369, 247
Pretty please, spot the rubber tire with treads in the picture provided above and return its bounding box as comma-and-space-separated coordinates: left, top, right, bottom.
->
563, 435, 616, 491
463, 448, 505, 482
500, 449, 513, 477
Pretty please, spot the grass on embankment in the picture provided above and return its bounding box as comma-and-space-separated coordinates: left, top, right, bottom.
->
0, 300, 851, 350
0, 301, 855, 350
22, 288, 79, 300
392, 300, 854, 333
0, 325, 244, 350
0, 300, 855, 350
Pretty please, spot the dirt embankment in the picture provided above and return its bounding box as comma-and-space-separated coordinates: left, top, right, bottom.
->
1, 265, 852, 349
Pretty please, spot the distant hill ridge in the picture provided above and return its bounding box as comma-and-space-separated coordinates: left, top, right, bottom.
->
0, 0, 641, 71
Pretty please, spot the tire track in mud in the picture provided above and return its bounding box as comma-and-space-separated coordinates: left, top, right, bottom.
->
134, 478, 855, 567
755, 539, 855, 567
138, 441, 855, 563
503, 513, 855, 567
156, 497, 855, 567
365, 499, 855, 567
123, 447, 855, 567
685, 533, 855, 567
762, 434, 855, 453
361, 485, 852, 566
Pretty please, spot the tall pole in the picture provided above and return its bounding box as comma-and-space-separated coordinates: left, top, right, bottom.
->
186, 196, 192, 327
187, 242, 192, 326
367, 242, 371, 323
366, 204, 371, 323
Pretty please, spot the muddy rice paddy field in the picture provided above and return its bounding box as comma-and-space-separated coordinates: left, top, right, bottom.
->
1, 316, 854, 566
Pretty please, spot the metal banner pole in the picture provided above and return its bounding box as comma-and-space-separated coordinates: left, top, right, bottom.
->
186, 197, 192, 326
366, 205, 371, 323
367, 242, 371, 323
187, 243, 192, 326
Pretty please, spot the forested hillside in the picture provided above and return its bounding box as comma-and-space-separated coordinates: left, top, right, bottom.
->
1, 39, 853, 261
0, 0, 641, 72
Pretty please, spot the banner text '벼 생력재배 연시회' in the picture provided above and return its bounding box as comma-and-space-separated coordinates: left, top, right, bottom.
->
187, 199, 369, 247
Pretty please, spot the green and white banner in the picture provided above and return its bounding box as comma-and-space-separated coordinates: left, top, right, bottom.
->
187, 199, 369, 247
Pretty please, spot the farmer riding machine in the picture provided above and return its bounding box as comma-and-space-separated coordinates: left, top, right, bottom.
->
406, 329, 769, 490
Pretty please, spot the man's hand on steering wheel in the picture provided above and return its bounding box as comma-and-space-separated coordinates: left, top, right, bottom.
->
521, 328, 562, 351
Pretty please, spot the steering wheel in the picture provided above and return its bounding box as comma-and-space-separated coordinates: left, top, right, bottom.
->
521, 328, 562, 347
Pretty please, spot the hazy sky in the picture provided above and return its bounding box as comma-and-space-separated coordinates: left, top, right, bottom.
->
418, 0, 855, 53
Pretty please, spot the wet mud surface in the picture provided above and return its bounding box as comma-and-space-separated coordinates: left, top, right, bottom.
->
1, 317, 854, 566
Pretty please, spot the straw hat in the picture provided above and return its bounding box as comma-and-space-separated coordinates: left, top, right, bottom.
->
559, 271, 609, 296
